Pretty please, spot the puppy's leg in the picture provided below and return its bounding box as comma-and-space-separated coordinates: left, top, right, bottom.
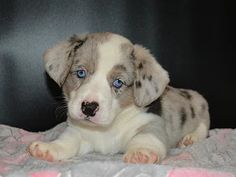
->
178, 122, 208, 148
123, 134, 167, 164
29, 127, 81, 161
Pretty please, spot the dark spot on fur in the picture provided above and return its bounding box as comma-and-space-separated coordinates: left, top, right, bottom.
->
201, 104, 206, 111
180, 90, 192, 99
74, 45, 79, 51
114, 89, 119, 94
131, 50, 135, 60
190, 106, 196, 118
146, 98, 162, 116
138, 63, 143, 69
148, 75, 152, 81
67, 41, 84, 59
180, 107, 187, 126
155, 87, 159, 93
142, 74, 146, 80
127, 83, 133, 88
74, 59, 80, 64
135, 81, 142, 88
69, 35, 87, 56
115, 64, 127, 71
74, 41, 84, 51
68, 51, 73, 58
69, 34, 79, 43
48, 64, 53, 71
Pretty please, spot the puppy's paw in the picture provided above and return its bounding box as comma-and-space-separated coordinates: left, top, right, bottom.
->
178, 134, 196, 148
178, 123, 208, 148
123, 148, 159, 164
28, 141, 60, 162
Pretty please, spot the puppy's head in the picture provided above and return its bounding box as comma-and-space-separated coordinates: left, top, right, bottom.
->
44, 32, 169, 126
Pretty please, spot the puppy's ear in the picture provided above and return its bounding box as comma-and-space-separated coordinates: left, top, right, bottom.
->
43, 34, 87, 86
133, 45, 169, 107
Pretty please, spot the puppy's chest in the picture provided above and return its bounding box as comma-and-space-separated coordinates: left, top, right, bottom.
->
77, 108, 155, 154
79, 128, 130, 154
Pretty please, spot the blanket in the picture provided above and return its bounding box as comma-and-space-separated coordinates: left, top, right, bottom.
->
0, 122, 235, 177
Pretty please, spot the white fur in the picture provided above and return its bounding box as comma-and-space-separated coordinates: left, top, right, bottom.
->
69, 106, 155, 155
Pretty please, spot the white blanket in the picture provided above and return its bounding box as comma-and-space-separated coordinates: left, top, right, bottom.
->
0, 122, 235, 177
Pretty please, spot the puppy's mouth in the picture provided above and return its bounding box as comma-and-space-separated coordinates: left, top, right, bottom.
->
84, 115, 91, 121
84, 115, 96, 123
77, 116, 99, 127
82, 115, 98, 124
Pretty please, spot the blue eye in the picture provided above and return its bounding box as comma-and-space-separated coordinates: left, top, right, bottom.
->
76, 69, 87, 78
113, 79, 123, 89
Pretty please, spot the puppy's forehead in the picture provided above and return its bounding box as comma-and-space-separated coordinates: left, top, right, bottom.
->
96, 34, 132, 74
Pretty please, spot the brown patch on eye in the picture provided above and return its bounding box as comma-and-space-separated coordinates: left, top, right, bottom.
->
135, 81, 142, 88
107, 64, 127, 82
72, 37, 99, 75
69, 32, 113, 77
62, 32, 120, 99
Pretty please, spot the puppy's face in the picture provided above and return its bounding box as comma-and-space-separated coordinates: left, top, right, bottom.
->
43, 32, 169, 126
64, 34, 134, 126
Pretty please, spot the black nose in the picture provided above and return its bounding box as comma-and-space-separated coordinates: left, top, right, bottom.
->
81, 101, 99, 117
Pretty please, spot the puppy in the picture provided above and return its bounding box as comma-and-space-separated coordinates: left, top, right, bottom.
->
29, 32, 210, 163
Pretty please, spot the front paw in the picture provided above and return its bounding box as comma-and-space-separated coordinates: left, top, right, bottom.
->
123, 148, 159, 164
28, 141, 60, 162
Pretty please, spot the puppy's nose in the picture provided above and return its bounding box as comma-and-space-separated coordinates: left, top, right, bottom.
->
81, 101, 99, 117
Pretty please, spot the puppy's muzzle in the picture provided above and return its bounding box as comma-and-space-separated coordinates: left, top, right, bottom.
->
81, 101, 99, 117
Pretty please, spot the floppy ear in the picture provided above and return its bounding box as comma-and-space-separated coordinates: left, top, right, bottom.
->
43, 34, 87, 86
133, 45, 169, 107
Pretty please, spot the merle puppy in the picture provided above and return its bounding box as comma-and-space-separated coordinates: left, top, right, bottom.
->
29, 32, 210, 163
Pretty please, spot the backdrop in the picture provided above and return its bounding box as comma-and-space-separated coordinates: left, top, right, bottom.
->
0, 0, 235, 131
